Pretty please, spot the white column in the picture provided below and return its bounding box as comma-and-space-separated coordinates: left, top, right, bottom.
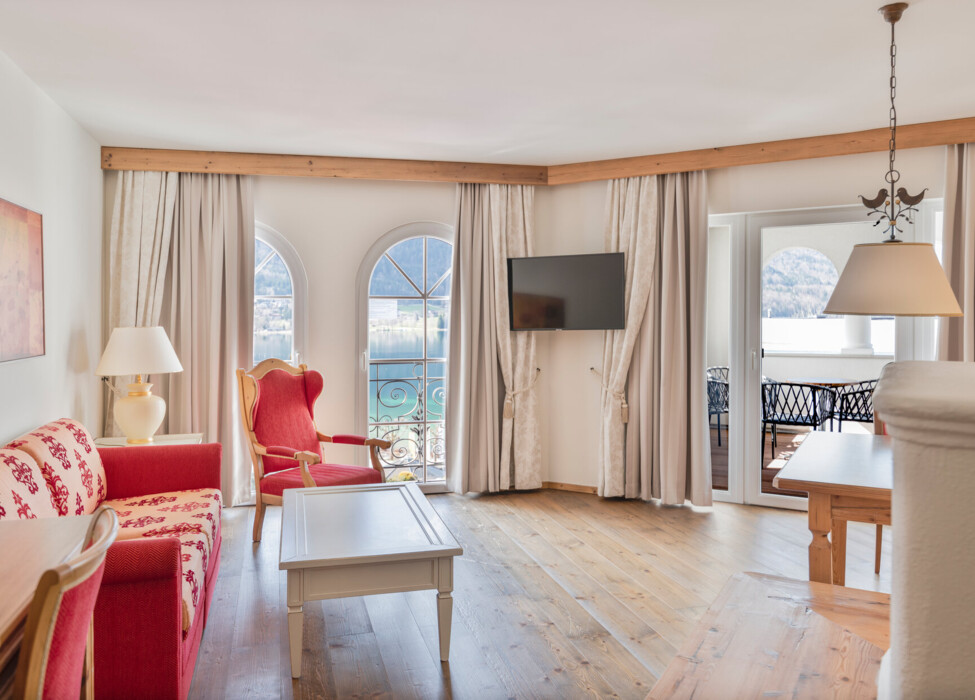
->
842, 315, 873, 353
873, 361, 975, 700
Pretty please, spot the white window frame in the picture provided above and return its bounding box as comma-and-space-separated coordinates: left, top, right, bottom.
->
254, 221, 308, 366
355, 221, 453, 494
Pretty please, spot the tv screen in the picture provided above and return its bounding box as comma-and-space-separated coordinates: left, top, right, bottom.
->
507, 253, 625, 331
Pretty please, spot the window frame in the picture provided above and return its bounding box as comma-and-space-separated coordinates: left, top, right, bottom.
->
355, 221, 453, 493
254, 221, 308, 366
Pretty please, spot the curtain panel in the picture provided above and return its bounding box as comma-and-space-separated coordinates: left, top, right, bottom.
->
940, 143, 975, 362
103, 170, 178, 436
446, 183, 540, 494
446, 184, 502, 494
624, 171, 711, 505
598, 172, 711, 505
490, 185, 541, 490
163, 173, 255, 507
106, 170, 255, 507
597, 176, 660, 497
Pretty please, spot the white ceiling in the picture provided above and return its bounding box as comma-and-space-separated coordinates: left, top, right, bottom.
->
1, 0, 973, 165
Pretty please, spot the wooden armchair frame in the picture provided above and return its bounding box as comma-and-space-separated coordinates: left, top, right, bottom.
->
236, 358, 391, 541
14, 505, 119, 700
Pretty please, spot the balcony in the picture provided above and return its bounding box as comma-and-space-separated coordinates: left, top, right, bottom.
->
367, 359, 446, 483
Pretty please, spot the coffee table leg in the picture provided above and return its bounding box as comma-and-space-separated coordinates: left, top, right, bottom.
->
287, 571, 303, 678
437, 591, 452, 662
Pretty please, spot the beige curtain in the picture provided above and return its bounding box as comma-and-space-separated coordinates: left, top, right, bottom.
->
597, 176, 659, 497
162, 173, 254, 506
491, 185, 541, 490
447, 183, 540, 493
447, 184, 502, 493
103, 170, 178, 436
939, 143, 975, 361
624, 171, 711, 505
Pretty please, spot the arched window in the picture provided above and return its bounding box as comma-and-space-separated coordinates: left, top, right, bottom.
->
761, 247, 839, 319
253, 222, 307, 365
357, 222, 452, 487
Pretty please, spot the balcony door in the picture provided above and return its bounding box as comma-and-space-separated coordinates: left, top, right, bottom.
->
709, 202, 940, 509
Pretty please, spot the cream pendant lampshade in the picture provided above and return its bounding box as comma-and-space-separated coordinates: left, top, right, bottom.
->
96, 326, 183, 444
824, 242, 962, 317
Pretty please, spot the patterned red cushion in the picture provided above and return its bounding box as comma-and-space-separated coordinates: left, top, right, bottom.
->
259, 463, 381, 497
252, 369, 325, 474
104, 487, 222, 632
6, 419, 106, 516
0, 448, 58, 520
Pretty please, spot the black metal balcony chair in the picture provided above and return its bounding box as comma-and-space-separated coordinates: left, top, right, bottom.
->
707, 367, 730, 446
835, 379, 879, 432
761, 381, 837, 460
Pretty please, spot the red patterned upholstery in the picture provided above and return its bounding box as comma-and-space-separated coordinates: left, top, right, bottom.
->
104, 488, 222, 632
260, 462, 382, 497
251, 368, 325, 473
0, 420, 223, 700
6, 419, 106, 516
43, 559, 108, 699
0, 448, 57, 520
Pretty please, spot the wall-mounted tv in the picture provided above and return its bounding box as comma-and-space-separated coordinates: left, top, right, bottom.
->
507, 252, 625, 331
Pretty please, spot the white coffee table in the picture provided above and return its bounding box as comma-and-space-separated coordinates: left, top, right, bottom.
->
278, 482, 463, 678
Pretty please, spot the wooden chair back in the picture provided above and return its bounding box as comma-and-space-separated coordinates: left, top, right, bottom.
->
13, 505, 118, 700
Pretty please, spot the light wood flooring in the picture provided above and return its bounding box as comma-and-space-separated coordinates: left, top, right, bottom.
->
189, 490, 891, 700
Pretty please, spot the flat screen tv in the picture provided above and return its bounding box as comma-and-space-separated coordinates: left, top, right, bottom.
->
508, 252, 625, 331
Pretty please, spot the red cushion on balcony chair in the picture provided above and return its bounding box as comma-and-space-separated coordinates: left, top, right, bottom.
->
259, 462, 382, 497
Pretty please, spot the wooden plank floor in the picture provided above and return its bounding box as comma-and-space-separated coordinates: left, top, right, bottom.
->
189, 490, 892, 700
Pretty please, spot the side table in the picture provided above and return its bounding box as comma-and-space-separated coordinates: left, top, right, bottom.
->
94, 433, 204, 447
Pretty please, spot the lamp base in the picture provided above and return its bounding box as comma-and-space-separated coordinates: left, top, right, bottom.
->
114, 382, 167, 444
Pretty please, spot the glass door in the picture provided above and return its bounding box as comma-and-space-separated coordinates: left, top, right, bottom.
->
711, 203, 940, 508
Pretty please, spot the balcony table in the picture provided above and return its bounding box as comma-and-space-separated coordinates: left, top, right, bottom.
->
787, 376, 855, 387
0, 514, 95, 699
773, 432, 891, 585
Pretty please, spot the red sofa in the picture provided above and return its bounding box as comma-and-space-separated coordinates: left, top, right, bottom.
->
0, 419, 221, 700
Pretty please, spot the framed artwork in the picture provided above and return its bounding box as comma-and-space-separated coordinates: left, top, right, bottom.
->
0, 197, 45, 362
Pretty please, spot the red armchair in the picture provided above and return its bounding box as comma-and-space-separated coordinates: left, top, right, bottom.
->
236, 358, 391, 541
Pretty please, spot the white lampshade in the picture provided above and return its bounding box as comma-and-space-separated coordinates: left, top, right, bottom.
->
95, 326, 183, 376
824, 242, 963, 317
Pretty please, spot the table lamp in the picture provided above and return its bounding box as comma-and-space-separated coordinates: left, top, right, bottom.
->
96, 326, 183, 444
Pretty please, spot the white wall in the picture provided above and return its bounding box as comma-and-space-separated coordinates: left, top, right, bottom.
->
252, 176, 455, 465
251, 146, 949, 490
533, 146, 947, 488
0, 50, 102, 442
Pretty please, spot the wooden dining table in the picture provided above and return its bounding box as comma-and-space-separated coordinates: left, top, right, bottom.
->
773, 432, 891, 585
0, 514, 95, 699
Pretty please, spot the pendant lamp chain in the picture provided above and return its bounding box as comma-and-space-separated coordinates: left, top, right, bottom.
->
859, 3, 925, 242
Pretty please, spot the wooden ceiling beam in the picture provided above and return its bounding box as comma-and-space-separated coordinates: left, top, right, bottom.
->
101, 116, 975, 186
100, 147, 548, 186
547, 116, 975, 185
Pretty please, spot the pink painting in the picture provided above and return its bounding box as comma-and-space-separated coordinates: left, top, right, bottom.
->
0, 197, 45, 362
